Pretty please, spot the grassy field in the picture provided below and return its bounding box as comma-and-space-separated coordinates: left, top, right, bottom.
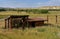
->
0, 11, 60, 39
0, 26, 59, 39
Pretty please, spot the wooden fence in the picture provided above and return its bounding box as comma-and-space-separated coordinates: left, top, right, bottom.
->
46, 15, 60, 25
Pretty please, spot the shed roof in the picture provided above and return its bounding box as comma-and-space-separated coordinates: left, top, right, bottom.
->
28, 17, 47, 22
5, 15, 29, 20
10, 15, 29, 18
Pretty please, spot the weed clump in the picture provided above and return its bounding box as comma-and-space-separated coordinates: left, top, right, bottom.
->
37, 28, 46, 32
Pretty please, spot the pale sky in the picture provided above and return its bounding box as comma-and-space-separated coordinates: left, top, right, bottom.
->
0, 0, 60, 8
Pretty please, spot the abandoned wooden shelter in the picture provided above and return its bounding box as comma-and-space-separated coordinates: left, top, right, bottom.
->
5, 15, 47, 29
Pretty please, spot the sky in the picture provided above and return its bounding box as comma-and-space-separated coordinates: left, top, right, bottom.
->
0, 0, 60, 8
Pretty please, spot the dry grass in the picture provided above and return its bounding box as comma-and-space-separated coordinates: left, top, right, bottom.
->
0, 11, 60, 39
0, 26, 60, 39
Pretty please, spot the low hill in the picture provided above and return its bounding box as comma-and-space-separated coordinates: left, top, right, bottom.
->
38, 6, 60, 9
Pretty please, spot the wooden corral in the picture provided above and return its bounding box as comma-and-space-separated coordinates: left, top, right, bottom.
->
5, 15, 47, 29
5, 15, 29, 29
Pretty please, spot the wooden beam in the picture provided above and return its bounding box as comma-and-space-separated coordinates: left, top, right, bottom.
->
8, 19, 9, 28
9, 18, 12, 29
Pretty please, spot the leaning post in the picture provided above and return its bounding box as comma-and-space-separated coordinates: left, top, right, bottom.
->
5, 19, 7, 29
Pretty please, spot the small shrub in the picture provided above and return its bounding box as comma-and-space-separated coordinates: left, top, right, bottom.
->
57, 25, 60, 28
40, 9, 49, 14
0, 8, 6, 12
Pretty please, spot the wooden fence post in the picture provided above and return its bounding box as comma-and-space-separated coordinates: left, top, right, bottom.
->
56, 15, 57, 24
47, 15, 49, 23
5, 19, 6, 29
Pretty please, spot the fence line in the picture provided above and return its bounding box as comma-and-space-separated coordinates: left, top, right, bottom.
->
46, 15, 60, 25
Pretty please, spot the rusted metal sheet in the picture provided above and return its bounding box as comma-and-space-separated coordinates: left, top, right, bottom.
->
28, 17, 47, 22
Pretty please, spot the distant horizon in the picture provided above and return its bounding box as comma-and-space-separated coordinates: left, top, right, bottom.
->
0, 6, 60, 8
0, 0, 60, 8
